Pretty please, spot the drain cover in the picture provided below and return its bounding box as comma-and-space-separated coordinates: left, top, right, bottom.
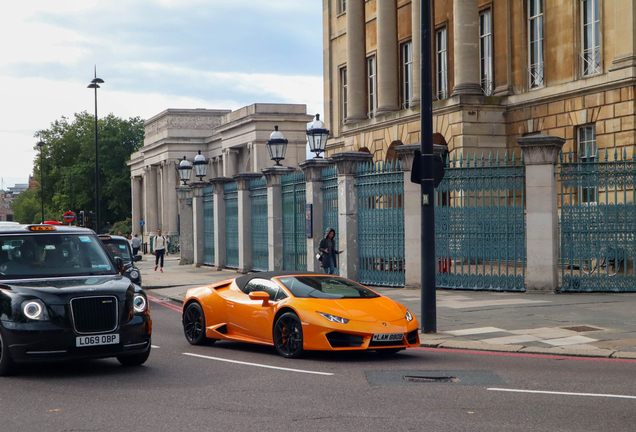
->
562, 325, 602, 332
404, 375, 460, 383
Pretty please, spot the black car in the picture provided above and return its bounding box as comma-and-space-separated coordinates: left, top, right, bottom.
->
0, 225, 152, 375
99, 235, 142, 285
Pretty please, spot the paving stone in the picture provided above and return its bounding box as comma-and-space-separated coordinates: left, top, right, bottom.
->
480, 335, 543, 345
439, 341, 524, 352
519, 346, 615, 358
610, 351, 636, 359
543, 335, 599, 346
445, 326, 505, 336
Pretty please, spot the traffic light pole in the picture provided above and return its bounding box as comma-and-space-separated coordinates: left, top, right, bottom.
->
420, 0, 436, 333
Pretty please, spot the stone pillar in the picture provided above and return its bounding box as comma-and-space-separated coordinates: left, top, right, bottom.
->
234, 173, 263, 273
160, 161, 170, 231
223, 149, 239, 178
451, 0, 482, 96
376, 0, 399, 114
190, 182, 207, 267
262, 166, 296, 271
517, 135, 565, 293
611, 0, 636, 71
143, 165, 158, 238
300, 159, 335, 272
346, 0, 368, 121
211, 178, 232, 269
411, 0, 421, 107
131, 176, 142, 235
332, 152, 373, 280
166, 161, 179, 235
177, 185, 194, 265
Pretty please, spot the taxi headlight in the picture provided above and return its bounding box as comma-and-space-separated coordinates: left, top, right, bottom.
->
133, 295, 147, 313
317, 311, 349, 324
22, 300, 49, 321
405, 310, 414, 322
130, 270, 140, 280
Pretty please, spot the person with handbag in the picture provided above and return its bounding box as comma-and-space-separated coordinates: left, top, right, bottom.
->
153, 229, 166, 272
318, 227, 342, 275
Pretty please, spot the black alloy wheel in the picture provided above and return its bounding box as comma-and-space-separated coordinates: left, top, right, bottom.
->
0, 330, 15, 376
183, 302, 210, 345
117, 341, 151, 366
273, 312, 304, 358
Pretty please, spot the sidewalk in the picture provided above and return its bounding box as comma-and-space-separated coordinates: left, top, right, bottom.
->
138, 256, 636, 359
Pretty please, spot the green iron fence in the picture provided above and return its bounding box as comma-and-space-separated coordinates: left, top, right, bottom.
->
321, 164, 339, 275
168, 234, 180, 254
435, 152, 526, 292
250, 177, 269, 271
559, 147, 636, 292
224, 182, 239, 269
355, 160, 405, 287
203, 185, 215, 266
282, 170, 307, 271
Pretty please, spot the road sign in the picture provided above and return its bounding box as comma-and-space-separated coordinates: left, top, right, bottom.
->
63, 211, 75, 223
140, 220, 145, 226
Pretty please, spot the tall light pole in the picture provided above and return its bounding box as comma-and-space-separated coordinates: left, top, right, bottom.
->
87, 67, 104, 232
36, 138, 45, 224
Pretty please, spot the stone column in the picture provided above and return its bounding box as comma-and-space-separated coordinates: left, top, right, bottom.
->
166, 161, 179, 235
300, 159, 335, 272
262, 166, 296, 271
611, 0, 636, 71
234, 173, 264, 273
143, 165, 158, 238
411, 0, 421, 107
211, 177, 233, 269
190, 182, 207, 267
160, 161, 170, 231
177, 185, 194, 265
517, 135, 565, 293
131, 176, 142, 236
332, 151, 373, 280
346, 0, 368, 121
376, 0, 400, 114
451, 0, 482, 96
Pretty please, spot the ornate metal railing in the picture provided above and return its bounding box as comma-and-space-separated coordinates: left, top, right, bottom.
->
580, 47, 601, 76
528, 62, 544, 88
203, 186, 214, 265
282, 171, 307, 271
250, 177, 269, 271
435, 151, 526, 292
559, 147, 636, 292
224, 182, 239, 269
356, 160, 405, 287
321, 164, 339, 275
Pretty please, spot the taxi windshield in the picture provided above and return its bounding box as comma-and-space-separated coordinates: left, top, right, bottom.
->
102, 239, 132, 262
0, 233, 116, 280
277, 276, 380, 299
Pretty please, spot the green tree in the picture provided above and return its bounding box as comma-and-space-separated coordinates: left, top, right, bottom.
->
13, 112, 144, 229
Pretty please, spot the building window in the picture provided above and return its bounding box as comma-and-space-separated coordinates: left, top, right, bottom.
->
436, 28, 448, 100
480, 10, 493, 96
401, 42, 413, 109
367, 56, 376, 118
528, 0, 544, 88
338, 0, 346, 14
581, 0, 601, 76
340, 67, 348, 123
578, 125, 597, 203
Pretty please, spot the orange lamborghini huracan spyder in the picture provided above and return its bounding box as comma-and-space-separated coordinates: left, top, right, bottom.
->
182, 272, 420, 358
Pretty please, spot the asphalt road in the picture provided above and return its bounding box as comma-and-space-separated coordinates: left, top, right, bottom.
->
1, 295, 635, 432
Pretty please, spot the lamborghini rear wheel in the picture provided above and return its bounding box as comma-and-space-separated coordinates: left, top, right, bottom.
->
183, 302, 209, 345
274, 312, 304, 358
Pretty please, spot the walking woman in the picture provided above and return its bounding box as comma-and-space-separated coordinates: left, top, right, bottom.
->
318, 227, 343, 275
153, 229, 166, 273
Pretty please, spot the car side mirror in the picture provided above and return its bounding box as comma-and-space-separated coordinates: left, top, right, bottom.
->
113, 256, 124, 272
133, 255, 142, 262
248, 291, 270, 305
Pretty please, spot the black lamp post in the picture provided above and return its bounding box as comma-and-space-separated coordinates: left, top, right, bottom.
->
87, 68, 104, 232
193, 150, 208, 181
36, 138, 45, 224
266, 126, 288, 166
178, 156, 193, 185
306, 114, 330, 158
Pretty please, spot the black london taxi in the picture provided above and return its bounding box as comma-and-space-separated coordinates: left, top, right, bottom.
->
0, 224, 152, 375
99, 235, 142, 286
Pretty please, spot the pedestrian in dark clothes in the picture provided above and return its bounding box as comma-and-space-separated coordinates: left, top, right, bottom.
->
318, 227, 343, 275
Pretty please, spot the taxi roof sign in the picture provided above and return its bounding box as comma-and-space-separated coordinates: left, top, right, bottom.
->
27, 225, 56, 231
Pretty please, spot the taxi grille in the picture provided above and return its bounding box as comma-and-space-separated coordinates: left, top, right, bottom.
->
71, 296, 118, 334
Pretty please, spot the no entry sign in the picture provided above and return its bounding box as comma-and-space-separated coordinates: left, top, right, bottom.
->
63, 211, 75, 223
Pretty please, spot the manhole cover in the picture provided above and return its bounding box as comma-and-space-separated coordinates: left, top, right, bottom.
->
404, 375, 460, 383
562, 325, 602, 333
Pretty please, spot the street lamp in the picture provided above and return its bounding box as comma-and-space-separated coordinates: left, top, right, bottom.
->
36, 138, 45, 224
192, 150, 208, 181
306, 114, 329, 158
178, 156, 192, 185
266, 125, 288, 166
87, 67, 104, 232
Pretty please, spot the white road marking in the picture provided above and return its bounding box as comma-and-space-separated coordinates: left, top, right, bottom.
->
488, 388, 636, 400
151, 345, 160, 349
183, 353, 334, 376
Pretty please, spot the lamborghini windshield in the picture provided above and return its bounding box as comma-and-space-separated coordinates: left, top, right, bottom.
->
277, 276, 380, 299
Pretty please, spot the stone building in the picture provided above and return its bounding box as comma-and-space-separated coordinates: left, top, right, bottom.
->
323, 0, 636, 161
127, 104, 313, 239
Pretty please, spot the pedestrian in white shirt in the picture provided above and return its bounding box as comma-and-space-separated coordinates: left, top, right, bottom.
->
153, 229, 166, 272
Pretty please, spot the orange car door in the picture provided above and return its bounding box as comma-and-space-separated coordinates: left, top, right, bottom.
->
229, 279, 280, 342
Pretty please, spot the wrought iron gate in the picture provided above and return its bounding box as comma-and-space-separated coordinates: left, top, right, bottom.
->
355, 160, 405, 287
203, 186, 214, 266
435, 152, 526, 291
321, 165, 339, 275
559, 148, 636, 292
250, 177, 269, 271
282, 171, 307, 271
224, 182, 239, 269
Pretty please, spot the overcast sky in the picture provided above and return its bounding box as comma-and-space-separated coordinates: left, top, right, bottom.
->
0, 0, 324, 189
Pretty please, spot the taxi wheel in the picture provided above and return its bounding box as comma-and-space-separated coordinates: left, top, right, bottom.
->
375, 348, 404, 356
0, 329, 15, 376
117, 343, 151, 366
183, 302, 209, 345
274, 312, 304, 359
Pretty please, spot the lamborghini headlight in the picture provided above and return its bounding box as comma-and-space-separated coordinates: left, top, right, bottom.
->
405, 310, 414, 322
317, 311, 349, 324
